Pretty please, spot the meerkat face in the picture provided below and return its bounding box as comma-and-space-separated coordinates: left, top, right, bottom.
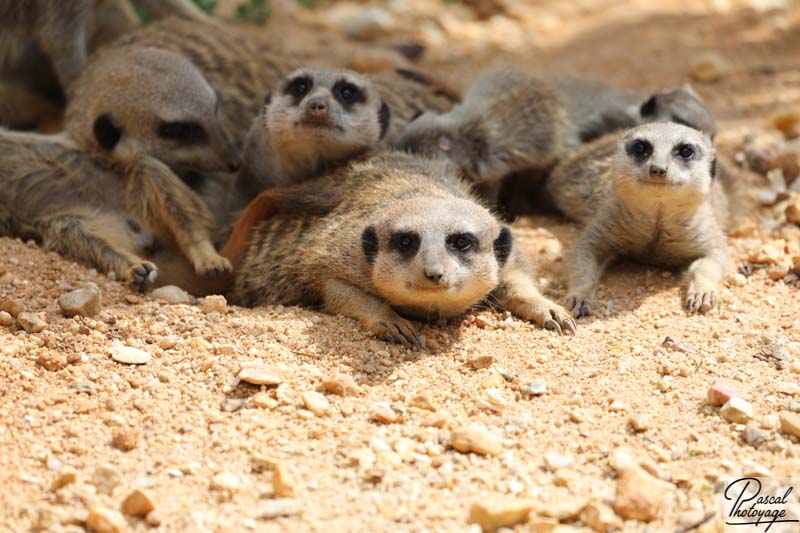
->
639, 85, 717, 138
83, 47, 241, 172
265, 67, 390, 165
613, 123, 716, 208
361, 197, 512, 320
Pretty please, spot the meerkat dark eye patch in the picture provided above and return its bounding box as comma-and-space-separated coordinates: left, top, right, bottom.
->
674, 143, 696, 160
93, 113, 122, 151
640, 95, 658, 118
626, 139, 653, 160
332, 80, 365, 107
710, 156, 717, 179
285, 76, 312, 101
157, 121, 208, 145
493, 226, 513, 267
389, 231, 420, 260
447, 232, 478, 253
361, 226, 379, 265
378, 101, 391, 140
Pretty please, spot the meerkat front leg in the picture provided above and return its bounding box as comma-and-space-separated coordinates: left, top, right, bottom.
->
685, 247, 730, 314
322, 279, 422, 348
125, 157, 232, 277
494, 255, 577, 335
565, 225, 614, 318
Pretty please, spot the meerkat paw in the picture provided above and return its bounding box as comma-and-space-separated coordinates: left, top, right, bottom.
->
369, 317, 422, 349
128, 261, 158, 293
514, 300, 577, 335
565, 295, 592, 319
685, 282, 717, 314
188, 241, 233, 277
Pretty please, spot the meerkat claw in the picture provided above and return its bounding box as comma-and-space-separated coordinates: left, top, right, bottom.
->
128, 261, 158, 293
566, 296, 591, 318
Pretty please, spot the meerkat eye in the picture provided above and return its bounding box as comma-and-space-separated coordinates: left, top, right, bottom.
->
157, 121, 208, 145
676, 144, 695, 160
333, 81, 364, 105
447, 233, 478, 253
389, 231, 420, 258
286, 76, 312, 99
627, 139, 652, 159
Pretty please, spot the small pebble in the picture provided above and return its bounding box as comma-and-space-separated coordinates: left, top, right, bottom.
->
480, 373, 504, 388
0, 310, 12, 326
662, 336, 696, 354
17, 312, 46, 333
110, 428, 139, 451
468, 497, 535, 531
50, 467, 78, 492
301, 391, 330, 417
237, 364, 282, 385
741, 424, 767, 447
775, 381, 800, 396
581, 501, 622, 531
86, 505, 126, 533
689, 51, 729, 82
201, 295, 227, 314
145, 510, 162, 527
150, 285, 194, 304
272, 463, 297, 497
58, 283, 102, 318
451, 425, 503, 456
523, 380, 547, 396
210, 471, 240, 492
110, 345, 150, 365
321, 374, 360, 396
409, 394, 437, 412
708, 379, 745, 407
543, 451, 574, 471
720, 397, 754, 424
780, 412, 800, 438
629, 413, 651, 432
371, 403, 399, 423
37, 353, 66, 371
613, 461, 670, 522
468, 355, 494, 369
90, 464, 122, 495
255, 499, 302, 520
0, 297, 24, 317
121, 489, 155, 516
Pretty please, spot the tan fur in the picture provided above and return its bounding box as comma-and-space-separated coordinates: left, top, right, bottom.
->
227, 152, 575, 345
547, 123, 730, 316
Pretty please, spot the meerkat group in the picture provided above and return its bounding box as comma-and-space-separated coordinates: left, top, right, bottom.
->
0, 7, 738, 345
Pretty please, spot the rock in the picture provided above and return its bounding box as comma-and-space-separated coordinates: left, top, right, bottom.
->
210, 471, 240, 492
272, 463, 297, 498
581, 501, 622, 531
787, 196, 800, 225
37, 352, 66, 371
150, 285, 194, 304
201, 295, 227, 314
689, 51, 729, 82
720, 397, 754, 424
145, 510, 162, 527
780, 412, 800, 438
17, 312, 46, 333
237, 364, 282, 385
527, 517, 559, 532
775, 381, 800, 395
480, 373, 504, 388
468, 355, 494, 369
371, 403, 399, 423
613, 463, 670, 521
86, 505, 127, 533
0, 297, 24, 317
708, 380, 745, 406
409, 393, 437, 411
110, 345, 150, 365
111, 428, 139, 451
770, 109, 800, 139
451, 425, 503, 456
731, 272, 747, 286
662, 336, 696, 353
762, 341, 791, 361
629, 413, 651, 432
741, 424, 767, 447
0, 310, 12, 326
90, 464, 122, 495
301, 391, 330, 416
50, 466, 78, 492
254, 498, 302, 520
538, 497, 588, 521
341, 7, 395, 41
58, 283, 102, 317
121, 489, 155, 516
543, 451, 573, 471
522, 380, 547, 396
468, 497, 535, 531
321, 374, 360, 396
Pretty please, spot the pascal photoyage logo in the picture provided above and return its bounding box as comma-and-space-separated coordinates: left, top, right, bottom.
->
721, 477, 800, 532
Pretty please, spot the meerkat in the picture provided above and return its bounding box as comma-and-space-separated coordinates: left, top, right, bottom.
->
0, 129, 165, 292
226, 152, 576, 345
0, 0, 213, 130
397, 69, 715, 204
546, 122, 730, 317
64, 45, 240, 277
230, 67, 391, 213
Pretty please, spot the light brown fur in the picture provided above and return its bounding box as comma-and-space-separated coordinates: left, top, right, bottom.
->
227, 152, 575, 345
547, 123, 730, 316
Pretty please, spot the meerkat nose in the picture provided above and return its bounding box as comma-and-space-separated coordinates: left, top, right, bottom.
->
306, 97, 328, 115
649, 165, 667, 178
424, 268, 444, 284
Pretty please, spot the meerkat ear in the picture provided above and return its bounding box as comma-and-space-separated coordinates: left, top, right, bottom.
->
378, 101, 391, 140
710, 155, 717, 180
93, 113, 122, 151
362, 225, 379, 264
493, 226, 513, 267
639, 95, 657, 118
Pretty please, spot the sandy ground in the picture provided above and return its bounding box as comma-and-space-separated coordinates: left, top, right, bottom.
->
2, 1, 800, 532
